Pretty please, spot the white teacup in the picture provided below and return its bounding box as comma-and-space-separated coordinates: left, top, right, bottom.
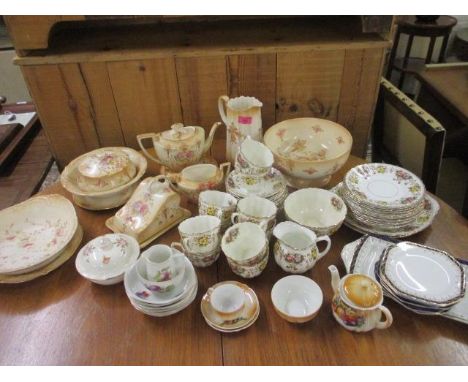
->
178, 215, 221, 253
198, 190, 238, 230
208, 283, 245, 320
141, 244, 182, 282
231, 196, 277, 236
235, 136, 274, 176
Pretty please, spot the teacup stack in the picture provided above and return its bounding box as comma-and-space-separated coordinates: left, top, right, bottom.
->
174, 215, 222, 267
124, 244, 197, 316
201, 281, 260, 332
225, 137, 288, 209
221, 222, 269, 278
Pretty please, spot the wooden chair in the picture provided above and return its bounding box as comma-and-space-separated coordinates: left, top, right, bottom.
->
372, 78, 446, 193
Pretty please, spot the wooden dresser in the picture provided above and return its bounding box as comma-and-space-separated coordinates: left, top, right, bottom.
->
4, 16, 393, 169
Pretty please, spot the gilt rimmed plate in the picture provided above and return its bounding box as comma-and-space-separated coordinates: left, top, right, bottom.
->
0, 194, 78, 275
380, 242, 466, 306
344, 164, 425, 209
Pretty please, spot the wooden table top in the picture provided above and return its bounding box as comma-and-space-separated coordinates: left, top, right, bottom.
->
417, 64, 468, 126
0, 153, 467, 365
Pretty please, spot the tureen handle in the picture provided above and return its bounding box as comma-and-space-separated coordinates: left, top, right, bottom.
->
316, 235, 331, 260
136, 133, 162, 165
376, 306, 393, 330
217, 95, 230, 125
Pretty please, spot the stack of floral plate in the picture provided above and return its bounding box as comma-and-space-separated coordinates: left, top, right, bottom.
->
331, 163, 439, 238
341, 235, 468, 324
123, 249, 198, 317
0, 194, 82, 283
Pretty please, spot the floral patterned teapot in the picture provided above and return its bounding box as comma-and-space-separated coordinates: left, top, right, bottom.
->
328, 265, 393, 333
137, 122, 222, 172
273, 221, 331, 274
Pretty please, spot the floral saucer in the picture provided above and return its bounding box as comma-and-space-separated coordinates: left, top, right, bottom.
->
200, 281, 259, 332
225, 168, 287, 199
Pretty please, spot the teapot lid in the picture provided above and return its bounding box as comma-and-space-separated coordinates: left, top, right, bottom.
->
161, 123, 196, 141
78, 149, 129, 178
342, 274, 382, 308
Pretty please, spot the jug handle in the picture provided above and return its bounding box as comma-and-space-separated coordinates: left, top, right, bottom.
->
137, 133, 162, 165
376, 306, 393, 330
316, 235, 331, 260
218, 95, 230, 125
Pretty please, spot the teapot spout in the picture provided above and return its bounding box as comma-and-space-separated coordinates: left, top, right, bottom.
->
328, 265, 341, 294
203, 122, 222, 155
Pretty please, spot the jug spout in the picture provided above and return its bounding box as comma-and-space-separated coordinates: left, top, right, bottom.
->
328, 265, 341, 294
203, 122, 222, 155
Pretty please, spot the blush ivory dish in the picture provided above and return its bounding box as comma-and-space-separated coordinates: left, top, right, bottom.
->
61, 147, 147, 210
271, 275, 323, 323
264, 118, 352, 188
284, 188, 347, 236
75, 233, 140, 285
0, 194, 78, 275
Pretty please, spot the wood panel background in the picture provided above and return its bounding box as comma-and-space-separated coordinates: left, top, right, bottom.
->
20, 49, 385, 168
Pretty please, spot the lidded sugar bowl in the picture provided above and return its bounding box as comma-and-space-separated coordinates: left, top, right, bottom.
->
137, 122, 222, 171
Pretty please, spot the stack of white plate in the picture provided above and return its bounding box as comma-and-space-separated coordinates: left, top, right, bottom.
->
124, 249, 198, 317
0, 194, 81, 283
225, 167, 288, 208
341, 235, 468, 324
331, 163, 439, 238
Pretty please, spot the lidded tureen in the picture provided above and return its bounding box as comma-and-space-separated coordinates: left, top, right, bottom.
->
137, 122, 222, 171
77, 148, 137, 192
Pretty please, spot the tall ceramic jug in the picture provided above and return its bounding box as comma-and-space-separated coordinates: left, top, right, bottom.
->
218, 95, 263, 163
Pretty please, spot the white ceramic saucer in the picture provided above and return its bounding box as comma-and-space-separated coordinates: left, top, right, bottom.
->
226, 168, 287, 199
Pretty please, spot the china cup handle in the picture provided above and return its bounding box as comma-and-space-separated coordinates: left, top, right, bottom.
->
316, 235, 331, 260
376, 306, 393, 330
170, 242, 186, 255
219, 162, 231, 181
218, 95, 230, 125
136, 133, 161, 164
205, 287, 215, 303
259, 220, 269, 232
231, 212, 240, 225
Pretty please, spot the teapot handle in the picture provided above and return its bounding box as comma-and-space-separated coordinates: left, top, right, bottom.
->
219, 162, 231, 181
316, 235, 331, 260
376, 306, 393, 330
218, 95, 230, 125
136, 133, 162, 165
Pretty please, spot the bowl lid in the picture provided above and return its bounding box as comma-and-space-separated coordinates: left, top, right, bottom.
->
78, 150, 130, 178
75, 234, 140, 281
342, 274, 382, 308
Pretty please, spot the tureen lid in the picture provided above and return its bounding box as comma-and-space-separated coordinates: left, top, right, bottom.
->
78, 150, 130, 178
75, 233, 140, 281
160, 123, 196, 142
342, 274, 382, 308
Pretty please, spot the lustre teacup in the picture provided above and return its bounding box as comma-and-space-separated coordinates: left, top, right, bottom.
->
207, 283, 246, 321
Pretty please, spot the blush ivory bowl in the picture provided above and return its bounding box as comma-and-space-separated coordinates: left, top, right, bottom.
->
271, 275, 323, 323
61, 147, 147, 211
284, 188, 347, 236
264, 118, 352, 188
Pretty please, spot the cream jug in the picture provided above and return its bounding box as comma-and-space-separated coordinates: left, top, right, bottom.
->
273, 221, 331, 274
218, 95, 263, 163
